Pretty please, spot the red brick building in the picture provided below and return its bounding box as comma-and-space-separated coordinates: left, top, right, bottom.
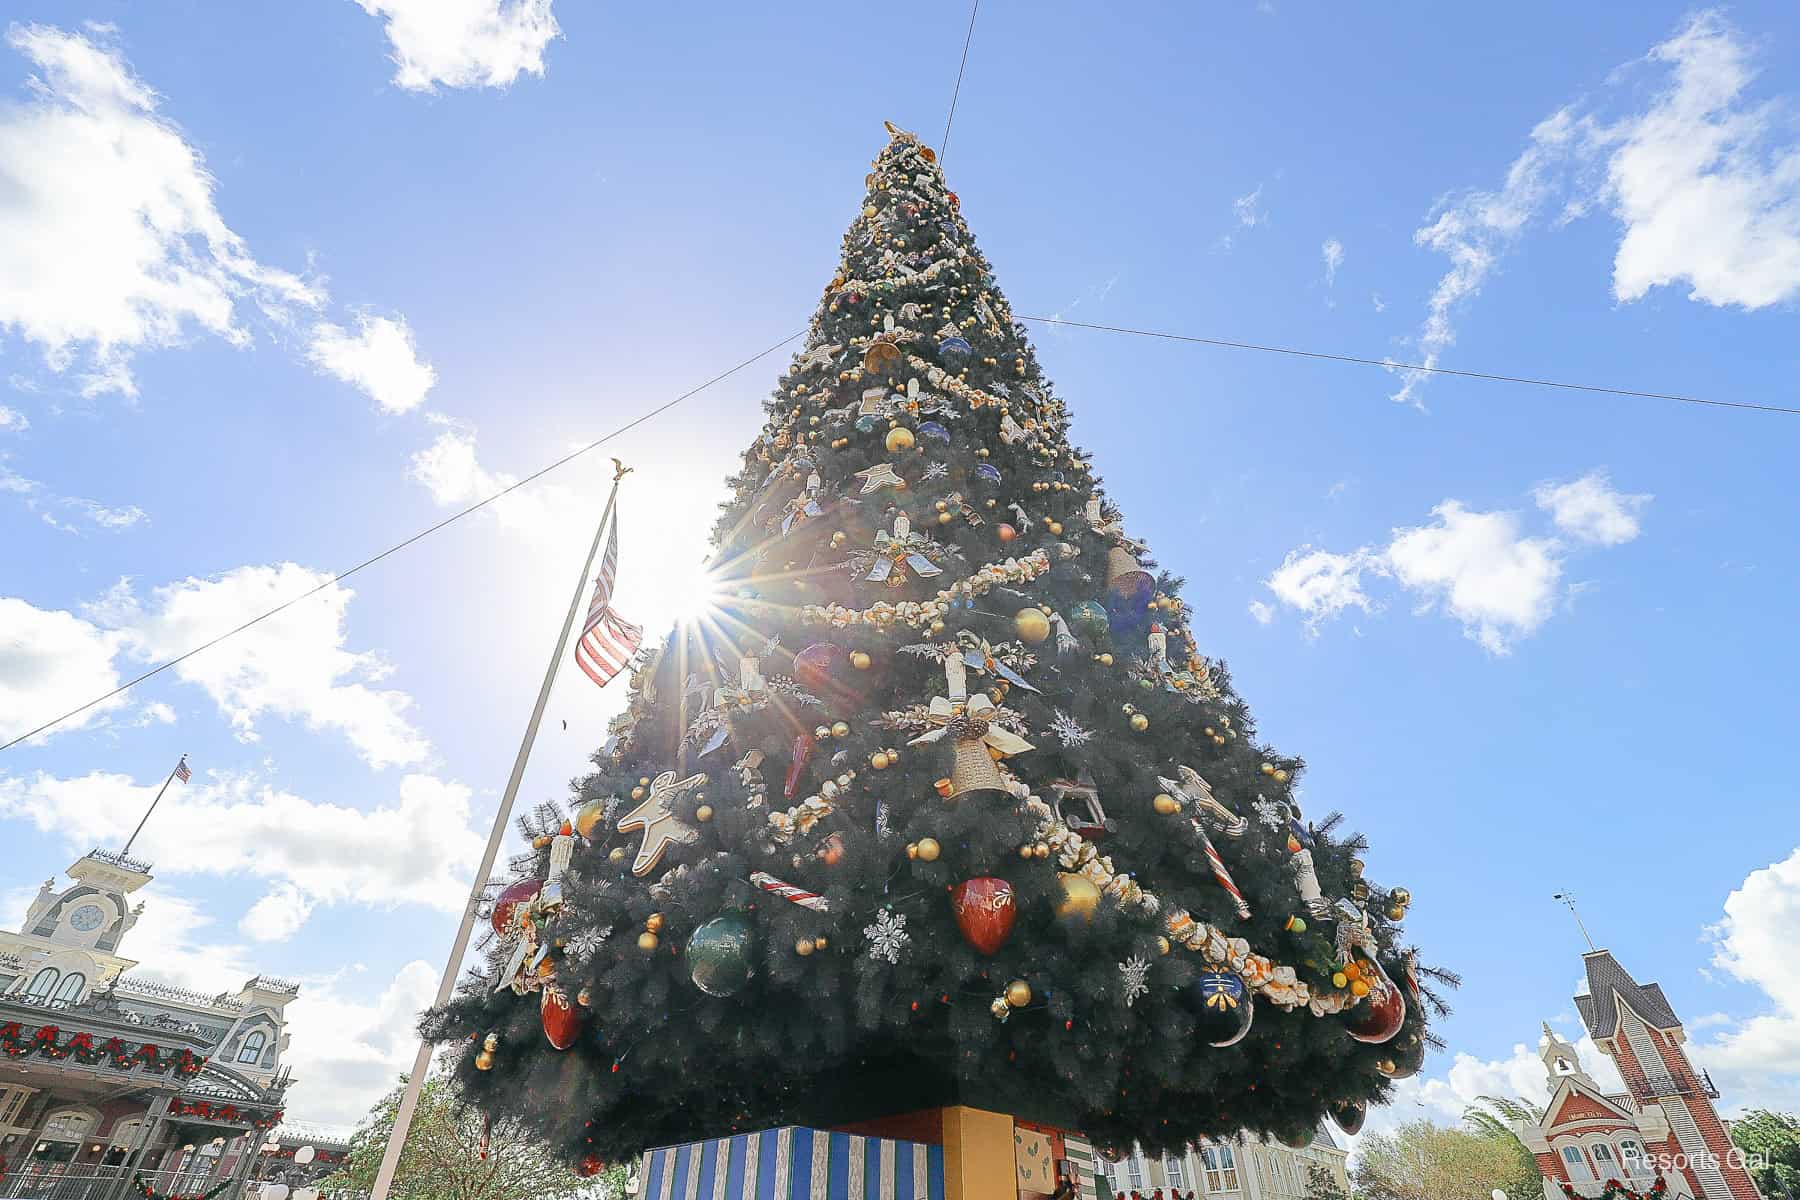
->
1516, 950, 1763, 1200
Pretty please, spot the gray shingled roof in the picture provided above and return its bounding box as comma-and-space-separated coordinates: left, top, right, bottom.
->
1573, 951, 1682, 1038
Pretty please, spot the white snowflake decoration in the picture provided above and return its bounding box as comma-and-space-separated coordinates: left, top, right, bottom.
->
921, 461, 950, 482
864, 907, 910, 964
1048, 709, 1094, 747
1254, 799, 1287, 830
1119, 956, 1151, 1007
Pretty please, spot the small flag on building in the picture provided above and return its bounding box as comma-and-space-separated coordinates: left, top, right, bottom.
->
172, 756, 191, 783
575, 508, 643, 689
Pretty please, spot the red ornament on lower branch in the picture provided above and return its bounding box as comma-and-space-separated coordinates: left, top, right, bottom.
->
541, 983, 582, 1050
951, 877, 1016, 955
1343, 959, 1407, 1045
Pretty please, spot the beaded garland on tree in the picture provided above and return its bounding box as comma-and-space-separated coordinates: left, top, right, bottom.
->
422, 124, 1445, 1168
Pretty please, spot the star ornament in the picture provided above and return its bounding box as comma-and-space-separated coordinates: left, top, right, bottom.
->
616, 770, 707, 876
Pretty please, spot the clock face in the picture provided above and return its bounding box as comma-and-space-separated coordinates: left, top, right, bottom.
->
69, 903, 106, 932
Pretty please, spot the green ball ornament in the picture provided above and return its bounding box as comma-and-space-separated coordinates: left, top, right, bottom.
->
1070, 600, 1110, 637
686, 913, 755, 997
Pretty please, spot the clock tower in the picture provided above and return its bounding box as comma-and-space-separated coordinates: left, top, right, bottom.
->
3, 849, 152, 1004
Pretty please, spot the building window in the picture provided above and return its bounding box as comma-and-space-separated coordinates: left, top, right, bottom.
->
52, 972, 86, 1006
42, 1110, 95, 1141
1562, 1146, 1591, 1180
25, 967, 60, 1000
1165, 1155, 1185, 1188
1619, 1140, 1650, 1178
237, 1030, 267, 1065
1592, 1143, 1617, 1174
1202, 1143, 1240, 1192
1127, 1154, 1144, 1190
110, 1120, 145, 1150
0, 1085, 34, 1128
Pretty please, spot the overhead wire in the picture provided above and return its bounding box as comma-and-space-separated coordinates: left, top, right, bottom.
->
939, 0, 980, 169
1018, 315, 1800, 417
0, 331, 804, 754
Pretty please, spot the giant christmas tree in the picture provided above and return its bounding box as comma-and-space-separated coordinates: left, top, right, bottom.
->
423, 125, 1440, 1170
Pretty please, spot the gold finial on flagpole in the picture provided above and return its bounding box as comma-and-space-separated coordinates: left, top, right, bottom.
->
612, 457, 633, 483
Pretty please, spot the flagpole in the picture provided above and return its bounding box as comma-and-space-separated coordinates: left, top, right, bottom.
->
122, 755, 185, 858
369, 460, 632, 1200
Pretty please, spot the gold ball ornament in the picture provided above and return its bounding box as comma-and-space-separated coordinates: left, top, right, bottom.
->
1152, 793, 1182, 815
1260, 763, 1275, 776
1013, 607, 1051, 644
1386, 905, 1408, 922
1390, 887, 1412, 906
1005, 980, 1032, 1008
474, 1050, 494, 1071
1332, 972, 1349, 989
916, 837, 941, 862
1055, 873, 1101, 923
645, 913, 664, 933
1350, 978, 1371, 998
1096, 653, 1114, 666
850, 651, 872, 670
630, 786, 646, 801
885, 427, 915, 453
1129, 713, 1150, 732
795, 939, 814, 956
1046, 520, 1063, 535
831, 720, 851, 739
814, 936, 828, 951
871, 751, 891, 769
1273, 769, 1290, 784
608, 846, 627, 863
637, 931, 659, 952
695, 804, 714, 823
483, 1032, 499, 1052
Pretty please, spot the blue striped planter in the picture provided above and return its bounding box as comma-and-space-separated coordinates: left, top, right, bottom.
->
636, 1126, 946, 1200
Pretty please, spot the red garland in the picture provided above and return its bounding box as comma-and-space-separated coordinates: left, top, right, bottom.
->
0, 1022, 207, 1076
168, 1099, 282, 1129
1559, 1176, 1668, 1200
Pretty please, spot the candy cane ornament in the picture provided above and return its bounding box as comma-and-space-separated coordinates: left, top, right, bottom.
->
1195, 827, 1252, 921
750, 871, 830, 912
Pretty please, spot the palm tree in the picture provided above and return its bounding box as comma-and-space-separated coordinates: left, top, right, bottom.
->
1465, 1095, 1547, 1199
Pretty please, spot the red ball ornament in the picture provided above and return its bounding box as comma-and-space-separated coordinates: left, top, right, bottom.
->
540, 984, 582, 1051
575, 1153, 606, 1177
1344, 958, 1407, 1045
490, 878, 542, 937
996, 523, 1017, 544
951, 877, 1016, 955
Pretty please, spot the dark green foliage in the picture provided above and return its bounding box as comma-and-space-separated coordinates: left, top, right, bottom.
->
422, 127, 1433, 1167
1731, 1110, 1800, 1198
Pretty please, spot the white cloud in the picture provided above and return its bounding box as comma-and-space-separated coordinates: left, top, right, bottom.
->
1696, 845, 1800, 1112
1371, 293, 1386, 313
1386, 502, 1563, 655
308, 315, 436, 415
408, 424, 571, 539
0, 405, 26, 432
135, 700, 177, 726
1390, 109, 1591, 408
90, 565, 430, 768
1395, 12, 1800, 407
1265, 546, 1382, 635
0, 24, 321, 397
1247, 599, 1274, 625
352, 0, 560, 92
240, 882, 317, 942
1233, 185, 1266, 228
0, 596, 126, 743
1322, 238, 1344, 286
282, 958, 438, 1128
1609, 13, 1800, 309
0, 768, 483, 916
1533, 471, 1651, 546
1, 459, 148, 533
1257, 474, 1645, 653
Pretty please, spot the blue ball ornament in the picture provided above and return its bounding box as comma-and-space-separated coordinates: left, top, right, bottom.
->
686, 913, 755, 998
1188, 970, 1254, 1047
937, 337, 973, 369
917, 421, 950, 443
974, 463, 1002, 485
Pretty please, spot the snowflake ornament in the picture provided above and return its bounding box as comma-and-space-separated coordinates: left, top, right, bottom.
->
1119, 956, 1151, 1007
1048, 710, 1094, 747
921, 461, 950, 482
863, 907, 910, 964
1254, 799, 1287, 830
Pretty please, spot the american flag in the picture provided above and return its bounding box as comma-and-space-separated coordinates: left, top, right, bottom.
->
575, 511, 643, 689
172, 756, 191, 783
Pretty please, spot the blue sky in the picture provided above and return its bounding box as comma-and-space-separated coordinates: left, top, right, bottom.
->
3, 0, 1798, 1135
